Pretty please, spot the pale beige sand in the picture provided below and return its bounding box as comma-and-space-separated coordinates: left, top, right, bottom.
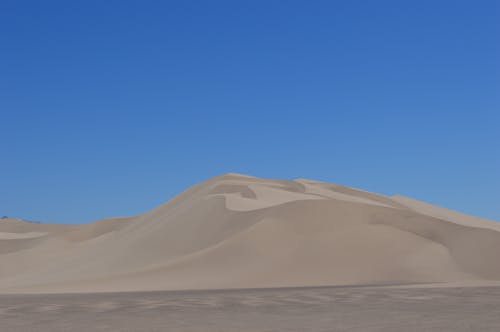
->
1, 173, 499, 294
0, 232, 48, 240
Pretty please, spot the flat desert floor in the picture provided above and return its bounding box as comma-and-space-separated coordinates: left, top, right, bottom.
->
2, 285, 500, 332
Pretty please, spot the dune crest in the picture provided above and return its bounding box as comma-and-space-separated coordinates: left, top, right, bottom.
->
1, 174, 499, 293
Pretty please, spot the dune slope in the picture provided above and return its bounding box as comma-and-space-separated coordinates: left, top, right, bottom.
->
1, 174, 499, 293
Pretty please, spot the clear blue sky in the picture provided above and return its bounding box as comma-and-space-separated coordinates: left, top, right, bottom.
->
1, 0, 499, 223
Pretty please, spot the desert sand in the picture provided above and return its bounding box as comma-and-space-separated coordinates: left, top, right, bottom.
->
2, 173, 500, 331
1, 173, 500, 294
3, 285, 500, 332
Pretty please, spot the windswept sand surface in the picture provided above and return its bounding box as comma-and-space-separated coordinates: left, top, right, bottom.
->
2, 285, 500, 332
1, 173, 499, 293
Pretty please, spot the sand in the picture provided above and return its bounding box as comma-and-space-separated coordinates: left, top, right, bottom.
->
2, 285, 500, 332
1, 173, 499, 293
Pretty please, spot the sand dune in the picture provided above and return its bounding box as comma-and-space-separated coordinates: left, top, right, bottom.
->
0, 232, 48, 240
1, 173, 499, 293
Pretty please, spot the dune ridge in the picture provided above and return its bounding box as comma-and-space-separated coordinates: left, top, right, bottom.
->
1, 173, 499, 293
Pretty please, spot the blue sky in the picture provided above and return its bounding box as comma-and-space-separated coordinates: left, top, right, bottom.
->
1, 0, 499, 223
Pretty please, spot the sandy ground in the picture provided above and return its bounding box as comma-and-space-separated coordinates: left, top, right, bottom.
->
1, 285, 500, 332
